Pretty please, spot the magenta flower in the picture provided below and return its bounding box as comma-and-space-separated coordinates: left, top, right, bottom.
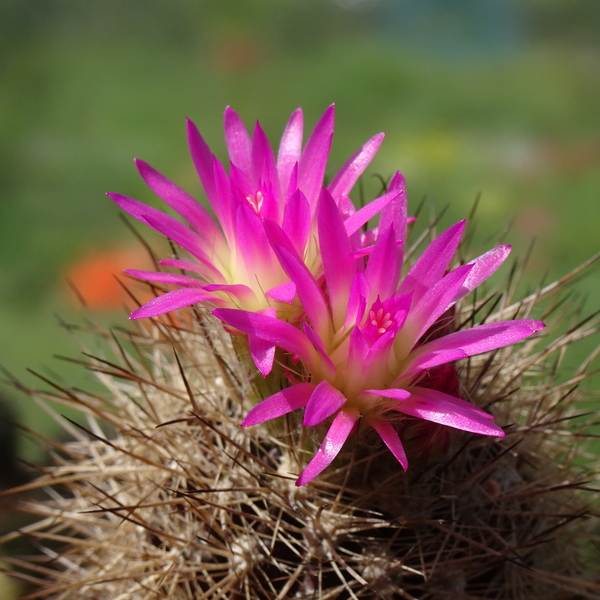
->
110, 106, 397, 375
214, 187, 545, 486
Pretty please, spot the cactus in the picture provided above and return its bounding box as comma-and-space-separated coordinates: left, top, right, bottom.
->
2, 233, 599, 600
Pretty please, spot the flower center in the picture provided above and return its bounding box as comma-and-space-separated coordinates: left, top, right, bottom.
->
246, 191, 264, 215
369, 307, 393, 334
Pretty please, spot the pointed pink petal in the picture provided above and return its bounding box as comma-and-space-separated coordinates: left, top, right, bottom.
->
212, 156, 235, 239
405, 264, 474, 343
248, 334, 276, 377
251, 121, 277, 187
379, 172, 408, 263
130, 288, 221, 319
108, 192, 174, 229
124, 269, 203, 288
343, 272, 369, 332
277, 108, 303, 194
160, 258, 206, 271
186, 118, 218, 208
398, 220, 466, 304
135, 159, 225, 250
298, 105, 334, 209
347, 326, 369, 367
157, 259, 224, 284
379, 172, 407, 230
270, 242, 331, 341
302, 324, 337, 379
295, 410, 359, 486
109, 194, 221, 274
345, 329, 370, 392
250, 122, 280, 221
364, 331, 400, 379
318, 188, 356, 330
235, 204, 279, 284
404, 319, 545, 375
282, 189, 311, 255
410, 386, 495, 420
241, 383, 315, 427
452, 245, 512, 303
286, 162, 299, 201
266, 281, 297, 304
139, 212, 203, 254
343, 190, 399, 237
224, 106, 252, 173
213, 309, 317, 365
142, 214, 227, 283
202, 283, 257, 305
392, 392, 505, 437
328, 132, 385, 199
229, 162, 255, 202
263, 217, 300, 257
303, 381, 347, 427
362, 388, 411, 402
365, 226, 401, 304
369, 419, 408, 470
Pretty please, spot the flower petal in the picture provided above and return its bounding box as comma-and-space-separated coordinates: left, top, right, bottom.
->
369, 419, 408, 470
318, 188, 356, 330
112, 194, 225, 281
296, 410, 359, 486
224, 106, 252, 173
142, 214, 226, 283
452, 245, 512, 304
135, 159, 225, 250
343, 272, 369, 332
343, 190, 399, 237
410, 386, 496, 420
130, 288, 221, 319
186, 118, 218, 208
299, 105, 334, 210
402, 263, 474, 345
212, 156, 235, 240
251, 121, 280, 220
303, 380, 348, 426
379, 173, 408, 238
302, 323, 337, 379
282, 189, 311, 255
378, 172, 408, 265
404, 319, 545, 375
328, 132, 385, 200
202, 283, 258, 305
346, 328, 369, 387
108, 192, 177, 230
362, 388, 411, 402
158, 258, 225, 284
124, 269, 203, 288
241, 382, 315, 427
392, 391, 505, 437
270, 241, 331, 341
248, 333, 276, 377
213, 308, 317, 365
235, 204, 279, 287
364, 225, 401, 304
266, 281, 297, 304
398, 220, 466, 304
277, 108, 303, 195
252, 121, 277, 186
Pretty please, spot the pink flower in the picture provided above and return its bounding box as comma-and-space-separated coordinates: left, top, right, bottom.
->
214, 188, 545, 486
110, 106, 397, 375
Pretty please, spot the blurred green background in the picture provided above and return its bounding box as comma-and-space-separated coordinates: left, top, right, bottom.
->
1, 0, 599, 469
